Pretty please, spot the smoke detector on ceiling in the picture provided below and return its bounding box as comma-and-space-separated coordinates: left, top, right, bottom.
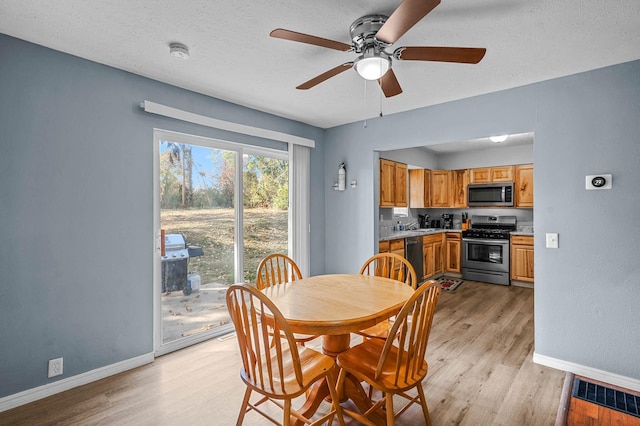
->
169, 43, 190, 60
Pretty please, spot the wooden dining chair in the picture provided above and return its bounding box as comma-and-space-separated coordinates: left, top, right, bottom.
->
356, 252, 417, 341
256, 253, 318, 346
256, 253, 303, 290
336, 280, 441, 426
226, 284, 345, 426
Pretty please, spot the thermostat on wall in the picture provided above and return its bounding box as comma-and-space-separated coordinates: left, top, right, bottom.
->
585, 174, 612, 190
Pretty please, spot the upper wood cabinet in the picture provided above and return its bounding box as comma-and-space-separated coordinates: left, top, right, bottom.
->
379, 159, 407, 207
515, 164, 534, 207
409, 169, 431, 208
451, 169, 469, 208
395, 162, 407, 207
469, 167, 490, 183
379, 159, 395, 207
492, 166, 514, 182
430, 170, 451, 208
470, 166, 514, 183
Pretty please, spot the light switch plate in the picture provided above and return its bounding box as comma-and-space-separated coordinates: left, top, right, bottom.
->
546, 233, 559, 249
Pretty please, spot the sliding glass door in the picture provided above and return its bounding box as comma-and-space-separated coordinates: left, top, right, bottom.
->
242, 152, 289, 283
154, 130, 289, 354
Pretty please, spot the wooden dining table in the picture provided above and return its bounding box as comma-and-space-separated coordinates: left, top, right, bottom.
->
262, 273, 415, 425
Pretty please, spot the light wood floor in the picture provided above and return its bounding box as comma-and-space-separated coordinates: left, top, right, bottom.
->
0, 280, 565, 425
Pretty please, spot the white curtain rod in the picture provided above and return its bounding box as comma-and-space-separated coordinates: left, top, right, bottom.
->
141, 100, 315, 148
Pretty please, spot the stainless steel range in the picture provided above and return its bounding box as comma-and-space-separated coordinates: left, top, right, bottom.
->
461, 215, 517, 285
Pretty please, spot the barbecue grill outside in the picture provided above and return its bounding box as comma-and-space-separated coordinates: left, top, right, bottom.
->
161, 233, 203, 295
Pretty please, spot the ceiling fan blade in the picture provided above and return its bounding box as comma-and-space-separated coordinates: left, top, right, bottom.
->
378, 69, 403, 97
395, 46, 486, 63
296, 63, 354, 90
270, 29, 352, 51
375, 0, 441, 45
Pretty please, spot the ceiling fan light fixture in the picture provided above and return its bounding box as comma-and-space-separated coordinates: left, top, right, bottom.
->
489, 134, 509, 143
354, 49, 391, 80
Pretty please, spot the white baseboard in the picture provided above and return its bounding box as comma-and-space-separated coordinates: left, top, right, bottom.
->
0, 352, 154, 413
533, 352, 640, 393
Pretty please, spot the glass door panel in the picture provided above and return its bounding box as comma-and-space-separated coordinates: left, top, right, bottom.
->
242, 152, 289, 284
159, 140, 236, 346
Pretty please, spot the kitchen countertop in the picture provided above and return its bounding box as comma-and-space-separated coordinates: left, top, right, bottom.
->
379, 228, 462, 241
380, 228, 534, 241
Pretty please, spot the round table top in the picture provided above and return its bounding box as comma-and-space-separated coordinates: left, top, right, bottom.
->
261, 274, 415, 336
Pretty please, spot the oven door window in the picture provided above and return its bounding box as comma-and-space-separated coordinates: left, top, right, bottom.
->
466, 241, 505, 264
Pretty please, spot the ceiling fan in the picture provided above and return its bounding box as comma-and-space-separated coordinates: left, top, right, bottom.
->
270, 0, 486, 97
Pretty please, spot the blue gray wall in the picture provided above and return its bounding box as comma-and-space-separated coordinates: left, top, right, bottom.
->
0, 34, 325, 399
1, 30, 639, 403
324, 60, 640, 382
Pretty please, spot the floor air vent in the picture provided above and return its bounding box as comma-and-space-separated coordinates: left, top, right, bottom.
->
573, 378, 640, 418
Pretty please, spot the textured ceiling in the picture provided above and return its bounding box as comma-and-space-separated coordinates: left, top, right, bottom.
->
1, 1, 639, 129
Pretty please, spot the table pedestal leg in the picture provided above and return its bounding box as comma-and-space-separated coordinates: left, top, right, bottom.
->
292, 334, 385, 426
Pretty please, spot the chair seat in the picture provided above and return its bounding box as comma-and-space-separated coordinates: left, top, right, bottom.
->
241, 345, 335, 398
337, 338, 428, 393
356, 320, 393, 340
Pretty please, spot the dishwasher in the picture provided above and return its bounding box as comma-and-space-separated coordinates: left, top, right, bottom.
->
405, 236, 423, 281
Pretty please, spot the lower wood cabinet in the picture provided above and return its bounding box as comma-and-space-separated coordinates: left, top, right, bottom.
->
379, 238, 405, 277
423, 234, 443, 280
511, 235, 534, 282
379, 239, 404, 256
445, 232, 462, 273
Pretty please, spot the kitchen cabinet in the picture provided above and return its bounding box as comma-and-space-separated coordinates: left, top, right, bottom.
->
379, 159, 407, 207
380, 238, 405, 277
470, 166, 514, 183
492, 166, 514, 182
430, 170, 451, 208
422, 233, 443, 279
395, 162, 408, 207
445, 232, 462, 273
389, 238, 405, 258
515, 164, 534, 207
379, 238, 405, 257
409, 169, 431, 208
451, 169, 469, 208
511, 235, 534, 282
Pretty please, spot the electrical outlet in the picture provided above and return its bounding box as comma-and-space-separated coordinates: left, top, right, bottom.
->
48, 357, 63, 378
546, 233, 559, 249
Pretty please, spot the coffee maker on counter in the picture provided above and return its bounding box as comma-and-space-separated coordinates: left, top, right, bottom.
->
418, 214, 430, 229
441, 214, 453, 229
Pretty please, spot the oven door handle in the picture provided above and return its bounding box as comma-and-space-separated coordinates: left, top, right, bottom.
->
462, 238, 509, 245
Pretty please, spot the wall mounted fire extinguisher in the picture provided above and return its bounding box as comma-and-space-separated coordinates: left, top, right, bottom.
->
338, 162, 346, 191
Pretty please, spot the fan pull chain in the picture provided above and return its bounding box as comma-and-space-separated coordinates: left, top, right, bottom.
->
363, 78, 368, 128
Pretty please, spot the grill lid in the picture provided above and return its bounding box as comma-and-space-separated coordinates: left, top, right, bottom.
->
162, 234, 189, 261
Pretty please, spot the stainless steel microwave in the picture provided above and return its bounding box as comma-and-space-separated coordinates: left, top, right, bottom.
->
467, 182, 514, 207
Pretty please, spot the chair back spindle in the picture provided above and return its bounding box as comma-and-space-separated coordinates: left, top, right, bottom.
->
256, 253, 303, 290
377, 281, 441, 386
226, 284, 303, 393
360, 253, 417, 289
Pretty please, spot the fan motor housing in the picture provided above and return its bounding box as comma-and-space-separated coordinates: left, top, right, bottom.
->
350, 15, 389, 52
